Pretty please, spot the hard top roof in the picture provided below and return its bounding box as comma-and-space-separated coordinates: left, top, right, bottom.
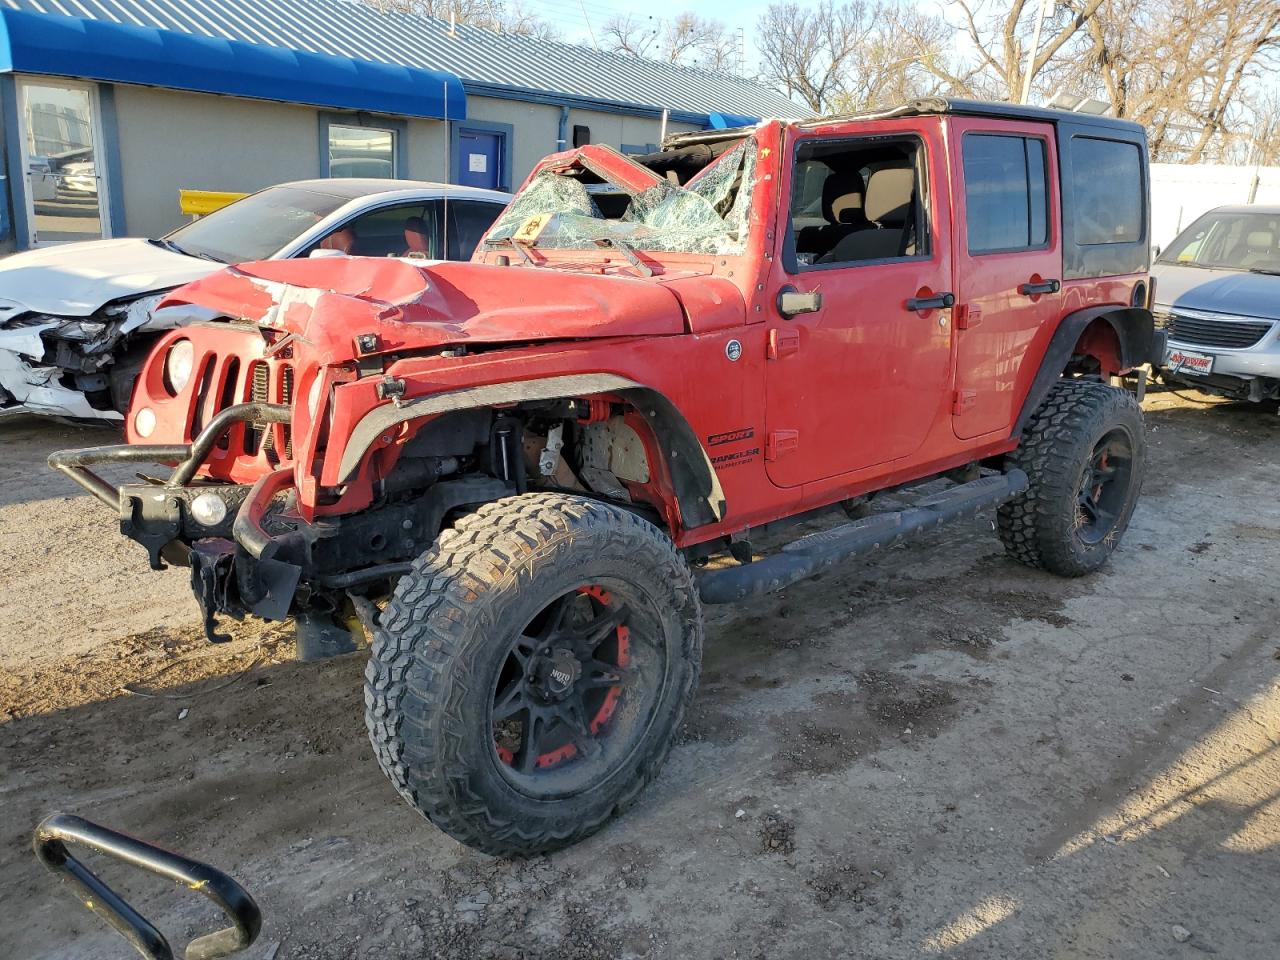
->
663, 97, 1145, 149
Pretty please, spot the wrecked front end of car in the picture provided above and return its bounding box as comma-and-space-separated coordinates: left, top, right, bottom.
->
46, 263, 519, 660
0, 293, 172, 420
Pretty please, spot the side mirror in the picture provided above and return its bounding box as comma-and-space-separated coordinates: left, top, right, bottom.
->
1151, 245, 1162, 259
777, 286, 822, 319
308, 247, 347, 259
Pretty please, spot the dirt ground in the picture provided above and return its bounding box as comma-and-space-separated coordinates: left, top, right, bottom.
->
1, 389, 1277, 960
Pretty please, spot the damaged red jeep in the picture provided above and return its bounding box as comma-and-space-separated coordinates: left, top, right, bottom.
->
53, 99, 1163, 856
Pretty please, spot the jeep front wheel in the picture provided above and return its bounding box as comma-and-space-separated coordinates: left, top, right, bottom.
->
998, 379, 1146, 576
364, 494, 703, 856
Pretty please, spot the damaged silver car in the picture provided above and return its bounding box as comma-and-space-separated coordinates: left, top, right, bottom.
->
0, 178, 509, 420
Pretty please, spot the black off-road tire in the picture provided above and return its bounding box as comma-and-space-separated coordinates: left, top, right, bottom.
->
998, 379, 1146, 576
364, 493, 703, 856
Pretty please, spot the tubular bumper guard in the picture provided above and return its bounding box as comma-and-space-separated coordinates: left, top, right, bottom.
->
48, 402, 294, 568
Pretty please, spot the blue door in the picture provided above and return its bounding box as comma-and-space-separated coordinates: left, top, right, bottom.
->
458, 130, 501, 190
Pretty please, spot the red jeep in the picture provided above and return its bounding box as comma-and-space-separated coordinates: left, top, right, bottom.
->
53, 98, 1162, 856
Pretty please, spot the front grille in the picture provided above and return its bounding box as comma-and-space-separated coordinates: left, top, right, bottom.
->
1157, 309, 1273, 349
244, 360, 293, 462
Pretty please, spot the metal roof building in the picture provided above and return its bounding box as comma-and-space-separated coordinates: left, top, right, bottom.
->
0, 0, 808, 249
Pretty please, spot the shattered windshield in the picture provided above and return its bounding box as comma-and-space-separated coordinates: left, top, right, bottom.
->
487, 139, 757, 256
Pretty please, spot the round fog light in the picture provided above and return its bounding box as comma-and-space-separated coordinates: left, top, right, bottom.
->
134, 406, 157, 438
190, 491, 229, 527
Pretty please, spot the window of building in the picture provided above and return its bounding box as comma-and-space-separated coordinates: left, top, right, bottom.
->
962, 134, 1049, 253
1069, 137, 1143, 245
789, 138, 926, 267
327, 123, 396, 178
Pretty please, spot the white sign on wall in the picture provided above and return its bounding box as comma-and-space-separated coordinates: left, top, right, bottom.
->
468, 153, 488, 174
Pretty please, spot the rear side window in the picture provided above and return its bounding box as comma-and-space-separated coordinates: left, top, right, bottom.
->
447, 200, 505, 260
1069, 137, 1143, 245
962, 134, 1049, 253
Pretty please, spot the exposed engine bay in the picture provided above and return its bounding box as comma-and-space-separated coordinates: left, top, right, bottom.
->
0, 292, 171, 420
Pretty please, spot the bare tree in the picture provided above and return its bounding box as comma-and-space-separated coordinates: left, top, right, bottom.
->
1051, 0, 1280, 161
756, 1, 952, 113
362, 0, 559, 38
755, 1, 877, 112
602, 13, 737, 72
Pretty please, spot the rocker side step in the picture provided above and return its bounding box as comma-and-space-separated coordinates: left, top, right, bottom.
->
697, 470, 1029, 604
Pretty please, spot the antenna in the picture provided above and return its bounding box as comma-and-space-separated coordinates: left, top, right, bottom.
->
443, 79, 450, 259
577, 0, 599, 51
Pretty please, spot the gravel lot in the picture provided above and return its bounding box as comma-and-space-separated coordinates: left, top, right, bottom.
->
1, 389, 1277, 959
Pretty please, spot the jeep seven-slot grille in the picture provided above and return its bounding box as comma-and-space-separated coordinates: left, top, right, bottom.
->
1156, 309, 1273, 349
244, 361, 294, 462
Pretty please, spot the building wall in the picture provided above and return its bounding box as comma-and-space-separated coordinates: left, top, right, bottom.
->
52, 84, 708, 243
466, 96, 561, 187
465, 95, 700, 190
112, 85, 322, 237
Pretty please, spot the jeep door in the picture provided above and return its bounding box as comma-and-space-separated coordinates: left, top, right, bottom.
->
948, 118, 1063, 439
763, 121, 955, 488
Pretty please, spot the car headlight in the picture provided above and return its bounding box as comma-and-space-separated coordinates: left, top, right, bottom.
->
164, 339, 195, 394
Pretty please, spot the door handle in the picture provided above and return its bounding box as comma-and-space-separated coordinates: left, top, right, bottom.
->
905, 292, 954, 312
1019, 279, 1060, 296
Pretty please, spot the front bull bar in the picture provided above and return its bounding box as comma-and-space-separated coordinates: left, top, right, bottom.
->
47, 402, 293, 565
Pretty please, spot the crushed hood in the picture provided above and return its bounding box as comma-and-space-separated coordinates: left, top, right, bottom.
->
1153, 262, 1280, 322
161, 256, 688, 349
0, 237, 216, 319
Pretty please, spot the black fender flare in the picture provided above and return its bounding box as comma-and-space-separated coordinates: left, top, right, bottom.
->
1012, 306, 1158, 438
335, 373, 725, 528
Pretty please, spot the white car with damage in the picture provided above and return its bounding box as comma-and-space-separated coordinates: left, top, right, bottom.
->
0, 178, 510, 420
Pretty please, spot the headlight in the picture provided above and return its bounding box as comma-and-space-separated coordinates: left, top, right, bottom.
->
164, 339, 195, 394
134, 406, 157, 438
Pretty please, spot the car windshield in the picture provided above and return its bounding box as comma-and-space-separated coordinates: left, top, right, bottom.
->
1158, 210, 1280, 273
162, 186, 350, 263
485, 139, 758, 256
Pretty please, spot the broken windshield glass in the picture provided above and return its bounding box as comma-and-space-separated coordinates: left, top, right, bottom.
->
487, 139, 758, 256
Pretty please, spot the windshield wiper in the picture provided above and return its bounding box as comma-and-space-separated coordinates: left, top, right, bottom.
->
595, 238, 654, 278
1248, 267, 1280, 276
147, 237, 187, 256
484, 236, 536, 266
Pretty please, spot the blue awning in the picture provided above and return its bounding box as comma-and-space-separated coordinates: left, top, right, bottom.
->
0, 9, 466, 120
709, 112, 761, 129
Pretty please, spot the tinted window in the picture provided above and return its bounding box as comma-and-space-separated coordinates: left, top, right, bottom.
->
1070, 137, 1143, 245
165, 186, 348, 262
448, 199, 506, 260
963, 134, 1049, 253
310, 203, 439, 258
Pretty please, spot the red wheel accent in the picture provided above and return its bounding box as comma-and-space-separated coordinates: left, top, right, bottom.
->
495, 585, 632, 770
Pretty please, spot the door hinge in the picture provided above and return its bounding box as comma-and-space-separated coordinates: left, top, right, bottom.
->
952, 389, 977, 415
955, 304, 982, 330
767, 327, 800, 360
765, 429, 799, 460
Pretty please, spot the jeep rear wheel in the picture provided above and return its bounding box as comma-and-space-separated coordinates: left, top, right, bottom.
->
998, 379, 1146, 576
364, 493, 703, 856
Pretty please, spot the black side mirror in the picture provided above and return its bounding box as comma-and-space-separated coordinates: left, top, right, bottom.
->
777, 286, 822, 319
